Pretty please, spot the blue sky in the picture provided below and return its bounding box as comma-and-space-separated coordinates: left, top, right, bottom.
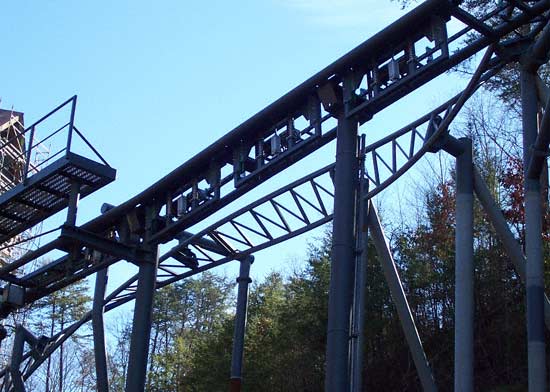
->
3, 0, 410, 206
2, 1, 468, 297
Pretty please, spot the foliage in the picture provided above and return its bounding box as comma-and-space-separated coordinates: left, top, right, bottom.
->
26, 278, 93, 392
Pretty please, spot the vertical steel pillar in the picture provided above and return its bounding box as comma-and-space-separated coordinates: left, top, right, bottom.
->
66, 181, 80, 226
350, 198, 368, 392
230, 256, 254, 392
454, 138, 474, 392
325, 107, 358, 391
93, 268, 109, 392
368, 203, 437, 392
521, 67, 546, 392
9, 327, 27, 392
125, 207, 159, 392
350, 137, 368, 392
66, 95, 77, 154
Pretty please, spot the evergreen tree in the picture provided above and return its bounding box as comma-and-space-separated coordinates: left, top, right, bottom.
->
30, 278, 91, 392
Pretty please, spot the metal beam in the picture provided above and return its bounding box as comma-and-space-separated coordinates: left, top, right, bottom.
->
59, 225, 150, 263
350, 148, 369, 392
230, 256, 253, 392
92, 268, 109, 392
325, 105, 358, 391
521, 66, 546, 392
2, 4, 550, 388
125, 208, 159, 392
529, 20, 550, 69
454, 138, 474, 392
9, 327, 30, 392
367, 203, 437, 392
4, 0, 549, 318
472, 166, 550, 329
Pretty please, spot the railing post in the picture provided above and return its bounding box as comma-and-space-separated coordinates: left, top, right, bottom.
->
66, 181, 81, 226
23, 125, 35, 183
66, 95, 77, 154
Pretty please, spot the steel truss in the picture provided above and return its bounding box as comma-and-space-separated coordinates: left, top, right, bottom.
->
2, 0, 550, 390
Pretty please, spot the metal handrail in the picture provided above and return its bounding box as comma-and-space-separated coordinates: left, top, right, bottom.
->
25, 96, 76, 132
73, 126, 111, 167
0, 95, 111, 191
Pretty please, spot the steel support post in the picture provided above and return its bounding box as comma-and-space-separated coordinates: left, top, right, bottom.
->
125, 208, 159, 392
9, 327, 29, 392
92, 268, 109, 392
325, 111, 358, 392
521, 67, 546, 392
350, 189, 368, 392
66, 181, 81, 226
350, 136, 368, 392
230, 255, 254, 392
124, 249, 158, 392
368, 203, 437, 392
454, 138, 474, 392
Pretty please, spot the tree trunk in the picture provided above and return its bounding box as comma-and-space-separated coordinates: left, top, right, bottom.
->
45, 300, 56, 392
59, 311, 64, 392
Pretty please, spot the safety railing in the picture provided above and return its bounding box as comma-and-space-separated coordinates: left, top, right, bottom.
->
0, 96, 111, 192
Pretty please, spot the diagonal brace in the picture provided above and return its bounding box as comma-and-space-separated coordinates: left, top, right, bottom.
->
367, 202, 437, 392
473, 166, 550, 329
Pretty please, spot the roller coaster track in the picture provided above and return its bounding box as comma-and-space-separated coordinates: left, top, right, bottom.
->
2, 0, 547, 309
0, 54, 522, 386
1, 0, 549, 388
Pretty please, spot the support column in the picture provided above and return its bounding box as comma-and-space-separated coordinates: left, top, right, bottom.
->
350, 194, 368, 392
325, 113, 358, 392
368, 204, 437, 392
92, 268, 109, 392
9, 327, 28, 392
230, 256, 254, 392
521, 67, 546, 392
9, 327, 37, 392
125, 207, 159, 392
350, 137, 368, 392
454, 138, 474, 392
66, 181, 81, 226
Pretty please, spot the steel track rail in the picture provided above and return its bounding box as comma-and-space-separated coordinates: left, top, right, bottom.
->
1, 1, 546, 306
0, 60, 509, 384
1, 1, 549, 386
